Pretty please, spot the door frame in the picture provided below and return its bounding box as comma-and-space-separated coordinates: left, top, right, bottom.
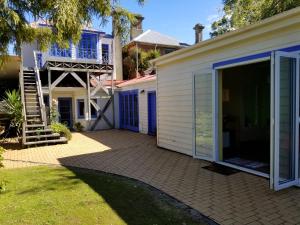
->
147, 91, 157, 136
57, 97, 73, 128
212, 57, 272, 178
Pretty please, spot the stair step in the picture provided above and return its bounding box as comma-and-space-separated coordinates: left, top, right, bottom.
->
25, 129, 53, 134
25, 90, 37, 93
27, 114, 40, 118
26, 133, 60, 139
26, 124, 44, 128
24, 137, 67, 146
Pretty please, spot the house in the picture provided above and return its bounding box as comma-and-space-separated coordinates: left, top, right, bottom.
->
20, 21, 123, 146
123, 15, 189, 79
152, 7, 300, 191
115, 75, 157, 135
116, 23, 204, 136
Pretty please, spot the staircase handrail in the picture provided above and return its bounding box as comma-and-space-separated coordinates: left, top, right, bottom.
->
19, 51, 27, 145
33, 51, 46, 127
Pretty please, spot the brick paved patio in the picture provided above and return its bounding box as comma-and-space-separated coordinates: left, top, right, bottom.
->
3, 130, 300, 225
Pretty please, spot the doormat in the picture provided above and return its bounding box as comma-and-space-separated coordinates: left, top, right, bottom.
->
225, 157, 269, 169
202, 163, 240, 176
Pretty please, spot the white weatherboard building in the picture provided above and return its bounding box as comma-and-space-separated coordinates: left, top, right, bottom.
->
115, 75, 157, 135
152, 7, 300, 191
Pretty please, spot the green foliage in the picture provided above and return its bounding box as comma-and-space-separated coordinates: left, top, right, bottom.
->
51, 122, 72, 141
210, 0, 300, 38
50, 100, 59, 123
0, 180, 6, 193
2, 90, 23, 136
74, 122, 84, 132
0, 0, 145, 65
123, 47, 160, 79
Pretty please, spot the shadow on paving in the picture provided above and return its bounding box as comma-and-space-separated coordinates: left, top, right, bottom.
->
62, 166, 219, 225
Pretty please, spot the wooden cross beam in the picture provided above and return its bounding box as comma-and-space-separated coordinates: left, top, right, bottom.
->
90, 97, 113, 130
90, 74, 109, 96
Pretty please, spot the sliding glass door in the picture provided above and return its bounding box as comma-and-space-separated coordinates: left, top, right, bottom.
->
271, 51, 299, 190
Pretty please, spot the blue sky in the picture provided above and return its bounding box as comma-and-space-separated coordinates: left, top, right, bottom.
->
98, 0, 223, 44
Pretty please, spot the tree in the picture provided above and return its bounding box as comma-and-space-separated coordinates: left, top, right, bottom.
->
122, 47, 160, 80
210, 0, 300, 38
0, 0, 145, 66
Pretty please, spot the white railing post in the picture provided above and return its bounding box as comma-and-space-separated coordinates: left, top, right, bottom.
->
33, 51, 47, 127
19, 50, 27, 145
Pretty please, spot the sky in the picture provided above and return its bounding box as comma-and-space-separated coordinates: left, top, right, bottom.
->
97, 0, 224, 45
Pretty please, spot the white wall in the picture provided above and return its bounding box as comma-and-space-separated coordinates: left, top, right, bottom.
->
156, 16, 300, 157
118, 80, 156, 134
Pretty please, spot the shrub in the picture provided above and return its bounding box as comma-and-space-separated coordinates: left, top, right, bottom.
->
74, 122, 84, 132
51, 123, 72, 141
2, 90, 23, 136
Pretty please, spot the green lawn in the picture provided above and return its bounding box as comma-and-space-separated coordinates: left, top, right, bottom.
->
0, 166, 207, 225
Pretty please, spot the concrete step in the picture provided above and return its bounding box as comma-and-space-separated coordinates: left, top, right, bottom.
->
24, 137, 67, 146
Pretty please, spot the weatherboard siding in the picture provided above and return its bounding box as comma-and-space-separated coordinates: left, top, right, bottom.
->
156, 13, 300, 157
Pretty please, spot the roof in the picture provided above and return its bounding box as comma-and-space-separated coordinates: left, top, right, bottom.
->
117, 75, 156, 88
152, 7, 300, 66
130, 30, 187, 47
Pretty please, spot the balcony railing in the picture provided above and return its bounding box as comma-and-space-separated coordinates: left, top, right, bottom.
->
77, 48, 97, 59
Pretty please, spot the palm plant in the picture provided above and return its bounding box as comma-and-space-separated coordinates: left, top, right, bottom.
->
2, 90, 23, 136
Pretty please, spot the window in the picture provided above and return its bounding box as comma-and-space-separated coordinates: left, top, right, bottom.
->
77, 99, 85, 119
50, 43, 71, 57
91, 104, 97, 119
102, 44, 109, 63
77, 33, 98, 59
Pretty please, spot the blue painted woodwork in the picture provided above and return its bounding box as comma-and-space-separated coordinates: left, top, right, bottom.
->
37, 53, 43, 68
50, 43, 71, 57
213, 44, 300, 69
119, 90, 139, 132
148, 91, 157, 136
58, 98, 73, 128
102, 44, 109, 63
91, 103, 97, 118
77, 33, 98, 59
77, 99, 85, 119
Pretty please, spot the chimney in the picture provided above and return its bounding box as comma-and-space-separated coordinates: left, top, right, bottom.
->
193, 23, 205, 44
130, 14, 144, 40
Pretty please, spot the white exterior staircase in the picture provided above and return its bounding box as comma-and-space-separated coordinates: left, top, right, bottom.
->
21, 59, 67, 146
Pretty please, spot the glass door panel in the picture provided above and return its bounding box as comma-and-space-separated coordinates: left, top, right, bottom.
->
272, 52, 299, 190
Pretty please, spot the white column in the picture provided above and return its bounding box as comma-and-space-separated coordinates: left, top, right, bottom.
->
87, 72, 91, 121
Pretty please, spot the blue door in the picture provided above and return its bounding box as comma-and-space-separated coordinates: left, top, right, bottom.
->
58, 98, 73, 128
148, 91, 157, 136
119, 90, 139, 132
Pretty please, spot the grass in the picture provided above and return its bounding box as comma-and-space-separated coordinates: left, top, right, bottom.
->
0, 166, 208, 225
